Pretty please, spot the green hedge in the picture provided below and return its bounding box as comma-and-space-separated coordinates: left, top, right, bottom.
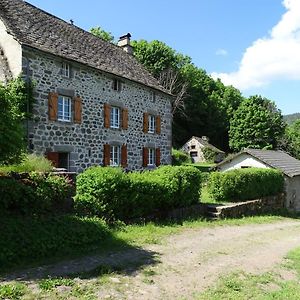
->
0, 173, 72, 216
74, 166, 203, 220
172, 148, 191, 165
0, 215, 109, 270
207, 168, 284, 202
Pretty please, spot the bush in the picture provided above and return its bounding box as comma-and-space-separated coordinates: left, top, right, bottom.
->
202, 147, 216, 162
0, 173, 72, 215
0, 215, 109, 270
172, 148, 191, 165
74, 166, 203, 220
0, 154, 53, 174
207, 168, 284, 202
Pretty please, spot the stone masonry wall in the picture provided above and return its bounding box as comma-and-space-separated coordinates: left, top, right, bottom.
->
23, 47, 172, 172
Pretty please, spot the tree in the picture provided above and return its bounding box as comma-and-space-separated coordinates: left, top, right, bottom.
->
229, 95, 285, 152
0, 77, 33, 164
280, 119, 300, 159
90, 26, 114, 43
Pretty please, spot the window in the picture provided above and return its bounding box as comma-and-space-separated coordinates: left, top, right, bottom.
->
148, 148, 155, 166
58, 95, 71, 122
148, 115, 156, 133
113, 79, 121, 91
110, 145, 121, 166
191, 145, 196, 149
61, 62, 70, 77
190, 151, 198, 157
110, 106, 120, 128
58, 152, 69, 170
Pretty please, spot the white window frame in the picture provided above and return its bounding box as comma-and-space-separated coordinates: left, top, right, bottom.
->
110, 106, 120, 129
148, 148, 155, 166
113, 79, 121, 91
110, 145, 121, 166
58, 95, 71, 122
61, 62, 70, 77
148, 115, 156, 133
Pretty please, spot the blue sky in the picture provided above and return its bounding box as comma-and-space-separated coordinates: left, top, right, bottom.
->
27, 0, 300, 115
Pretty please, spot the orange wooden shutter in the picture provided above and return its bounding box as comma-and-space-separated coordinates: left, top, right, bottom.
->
143, 113, 149, 133
48, 92, 58, 121
143, 147, 149, 167
156, 116, 161, 134
46, 152, 59, 168
104, 103, 111, 128
121, 144, 128, 167
74, 96, 82, 124
122, 108, 128, 130
103, 144, 111, 166
156, 148, 161, 166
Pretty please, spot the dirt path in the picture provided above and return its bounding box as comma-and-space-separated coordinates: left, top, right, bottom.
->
3, 219, 300, 299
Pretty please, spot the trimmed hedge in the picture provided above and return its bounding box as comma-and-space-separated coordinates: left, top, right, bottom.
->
0, 173, 72, 216
74, 166, 203, 221
0, 215, 109, 270
207, 168, 284, 202
172, 148, 191, 165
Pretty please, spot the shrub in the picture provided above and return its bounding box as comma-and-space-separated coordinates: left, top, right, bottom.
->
74, 167, 129, 221
0, 215, 109, 270
207, 168, 284, 202
172, 148, 191, 165
0, 153, 53, 174
202, 147, 216, 162
0, 173, 72, 215
74, 166, 203, 220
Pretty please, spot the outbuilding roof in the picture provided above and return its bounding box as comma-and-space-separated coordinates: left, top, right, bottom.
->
184, 136, 225, 154
218, 148, 300, 178
0, 0, 169, 95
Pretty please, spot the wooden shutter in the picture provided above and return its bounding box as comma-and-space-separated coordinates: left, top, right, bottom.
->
46, 152, 59, 168
74, 96, 82, 124
121, 144, 128, 167
122, 108, 128, 130
156, 148, 161, 166
48, 92, 58, 121
156, 116, 161, 134
104, 103, 111, 128
103, 144, 111, 166
143, 147, 149, 167
143, 113, 149, 133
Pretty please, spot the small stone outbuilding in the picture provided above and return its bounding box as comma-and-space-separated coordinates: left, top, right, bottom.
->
181, 136, 225, 163
217, 149, 300, 212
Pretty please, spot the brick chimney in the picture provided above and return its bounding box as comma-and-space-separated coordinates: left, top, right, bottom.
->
202, 136, 209, 142
117, 33, 133, 54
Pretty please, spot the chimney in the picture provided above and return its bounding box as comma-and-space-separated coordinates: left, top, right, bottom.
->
202, 136, 209, 142
117, 33, 133, 54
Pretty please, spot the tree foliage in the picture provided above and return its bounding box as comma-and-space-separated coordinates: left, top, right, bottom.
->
0, 77, 33, 164
280, 119, 300, 159
90, 26, 114, 43
229, 96, 285, 152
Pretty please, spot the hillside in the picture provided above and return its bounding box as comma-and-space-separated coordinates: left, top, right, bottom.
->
283, 113, 300, 124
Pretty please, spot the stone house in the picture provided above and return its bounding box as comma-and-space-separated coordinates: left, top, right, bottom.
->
217, 148, 300, 211
181, 136, 225, 163
0, 0, 173, 172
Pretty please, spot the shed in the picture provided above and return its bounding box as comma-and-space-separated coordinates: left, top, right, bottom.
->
181, 136, 225, 163
217, 149, 300, 211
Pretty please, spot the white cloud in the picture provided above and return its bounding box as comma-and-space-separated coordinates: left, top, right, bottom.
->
211, 0, 300, 90
215, 49, 228, 56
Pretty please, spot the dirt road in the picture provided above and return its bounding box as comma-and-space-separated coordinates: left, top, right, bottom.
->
4, 219, 300, 299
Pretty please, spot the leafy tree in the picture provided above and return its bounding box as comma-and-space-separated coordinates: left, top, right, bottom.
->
0, 77, 33, 164
229, 95, 285, 152
280, 120, 300, 159
90, 26, 114, 43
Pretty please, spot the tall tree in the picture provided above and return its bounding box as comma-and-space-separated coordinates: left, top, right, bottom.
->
90, 26, 114, 43
280, 119, 300, 159
229, 95, 285, 152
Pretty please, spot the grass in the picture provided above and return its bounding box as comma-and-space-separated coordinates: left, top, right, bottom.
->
195, 246, 300, 300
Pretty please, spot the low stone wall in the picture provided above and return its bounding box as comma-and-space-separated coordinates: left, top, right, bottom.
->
217, 193, 285, 219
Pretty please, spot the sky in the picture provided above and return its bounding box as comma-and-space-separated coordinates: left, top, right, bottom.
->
26, 0, 300, 115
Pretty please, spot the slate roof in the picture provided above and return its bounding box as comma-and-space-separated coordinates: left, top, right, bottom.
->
0, 0, 169, 95
218, 149, 300, 178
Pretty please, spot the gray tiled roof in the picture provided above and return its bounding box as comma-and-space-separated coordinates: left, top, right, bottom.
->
219, 148, 300, 178
0, 0, 169, 95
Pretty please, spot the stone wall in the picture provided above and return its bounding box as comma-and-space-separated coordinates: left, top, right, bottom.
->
22, 46, 172, 172
216, 194, 285, 219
